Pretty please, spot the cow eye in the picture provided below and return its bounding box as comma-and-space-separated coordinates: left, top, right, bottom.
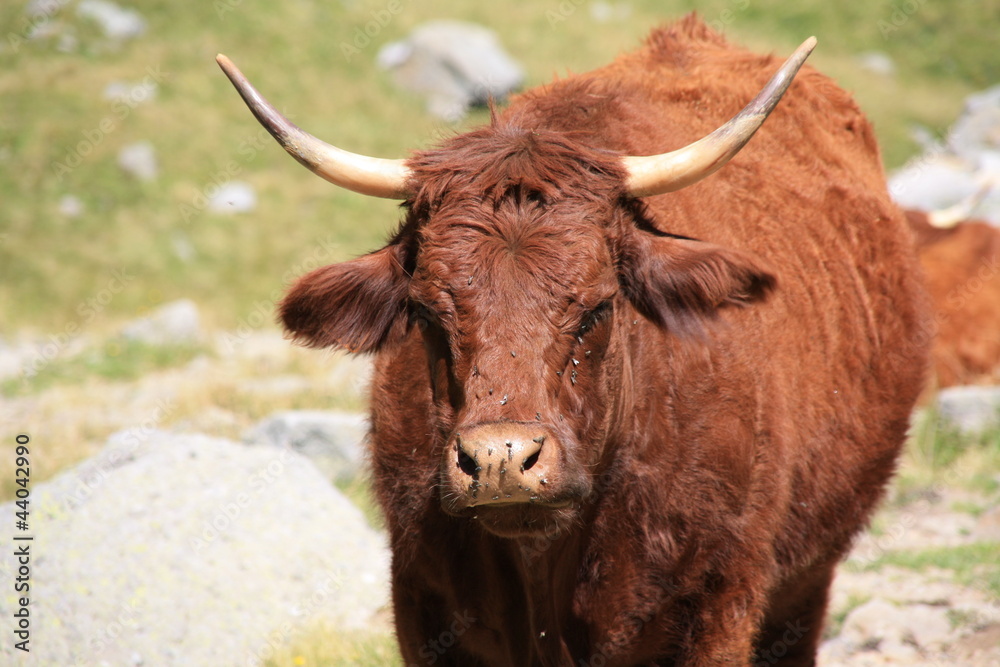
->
411, 303, 438, 332
577, 301, 612, 338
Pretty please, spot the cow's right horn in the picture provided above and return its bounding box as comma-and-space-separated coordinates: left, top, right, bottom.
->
216, 54, 411, 199
623, 36, 817, 198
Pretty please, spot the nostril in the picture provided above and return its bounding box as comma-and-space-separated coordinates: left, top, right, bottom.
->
457, 449, 479, 477
522, 449, 541, 472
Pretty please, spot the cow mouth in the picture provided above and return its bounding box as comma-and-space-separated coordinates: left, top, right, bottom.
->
463, 502, 579, 539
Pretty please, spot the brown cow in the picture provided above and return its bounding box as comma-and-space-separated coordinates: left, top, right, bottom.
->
906, 209, 1000, 388
219, 16, 929, 667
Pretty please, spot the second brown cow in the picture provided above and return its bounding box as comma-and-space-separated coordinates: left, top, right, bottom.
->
907, 208, 1000, 388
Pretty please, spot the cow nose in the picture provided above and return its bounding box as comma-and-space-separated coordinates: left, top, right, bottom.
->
448, 423, 556, 506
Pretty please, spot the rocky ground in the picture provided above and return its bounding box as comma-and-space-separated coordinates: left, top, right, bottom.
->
1, 310, 998, 666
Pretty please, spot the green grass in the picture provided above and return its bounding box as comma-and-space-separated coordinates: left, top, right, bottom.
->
262, 625, 401, 667
824, 592, 871, 640
335, 473, 385, 531
1, 337, 205, 396
845, 542, 1000, 599
1, 0, 995, 334
899, 408, 1000, 495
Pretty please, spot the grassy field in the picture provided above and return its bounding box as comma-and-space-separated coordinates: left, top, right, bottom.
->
1, 0, 997, 334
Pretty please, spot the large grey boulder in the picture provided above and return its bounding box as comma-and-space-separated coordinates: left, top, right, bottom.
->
377, 20, 524, 121
936, 384, 1000, 434
949, 85, 1000, 165
0, 431, 390, 666
121, 298, 202, 346
890, 85, 1000, 225
243, 410, 368, 483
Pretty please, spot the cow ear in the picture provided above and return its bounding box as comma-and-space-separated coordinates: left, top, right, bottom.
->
280, 244, 410, 353
620, 232, 775, 336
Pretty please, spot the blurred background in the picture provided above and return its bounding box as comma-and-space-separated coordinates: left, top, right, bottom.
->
1, 1, 998, 666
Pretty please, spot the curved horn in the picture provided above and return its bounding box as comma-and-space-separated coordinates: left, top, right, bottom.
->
216, 54, 411, 199
623, 36, 817, 198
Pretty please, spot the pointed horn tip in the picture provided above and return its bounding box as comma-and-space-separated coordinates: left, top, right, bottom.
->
927, 210, 963, 229
216, 53, 238, 75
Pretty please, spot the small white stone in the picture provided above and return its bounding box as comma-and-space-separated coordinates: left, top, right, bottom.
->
858, 51, 896, 77
117, 141, 158, 182
208, 181, 256, 214
58, 194, 84, 218
76, 0, 146, 41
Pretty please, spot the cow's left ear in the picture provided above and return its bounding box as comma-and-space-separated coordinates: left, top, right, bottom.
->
619, 232, 776, 335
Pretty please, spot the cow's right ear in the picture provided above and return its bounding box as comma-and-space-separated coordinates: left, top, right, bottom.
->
279, 244, 410, 353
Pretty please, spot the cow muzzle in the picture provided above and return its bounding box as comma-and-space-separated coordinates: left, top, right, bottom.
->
443, 422, 565, 509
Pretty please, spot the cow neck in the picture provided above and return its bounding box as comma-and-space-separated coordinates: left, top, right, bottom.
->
502, 511, 595, 665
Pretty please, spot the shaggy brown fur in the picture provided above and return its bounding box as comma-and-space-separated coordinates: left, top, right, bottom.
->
906, 209, 1000, 388
281, 16, 930, 666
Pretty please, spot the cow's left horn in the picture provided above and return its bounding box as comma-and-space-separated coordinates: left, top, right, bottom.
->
216, 54, 411, 199
623, 37, 817, 198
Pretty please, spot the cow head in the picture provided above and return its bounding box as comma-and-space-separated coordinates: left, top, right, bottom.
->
217, 39, 812, 538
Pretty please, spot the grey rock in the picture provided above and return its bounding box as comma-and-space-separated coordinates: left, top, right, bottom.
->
589, 1, 632, 23
949, 85, 1000, 163
244, 411, 368, 483
857, 51, 896, 77
839, 598, 953, 652
378, 20, 523, 121
888, 155, 981, 211
117, 141, 158, 181
76, 0, 146, 41
27, 0, 68, 18
104, 78, 158, 105
974, 505, 1000, 541
170, 232, 196, 263
0, 431, 389, 667
58, 194, 83, 218
208, 180, 257, 214
936, 385, 1000, 434
890, 85, 1000, 226
122, 299, 203, 346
